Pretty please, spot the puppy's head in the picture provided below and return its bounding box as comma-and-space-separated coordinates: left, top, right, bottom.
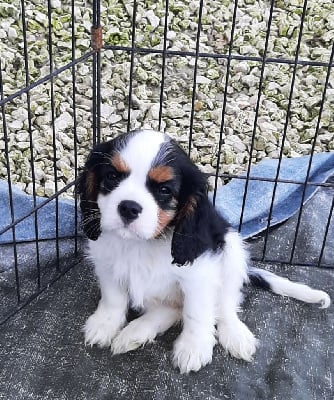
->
78, 130, 228, 265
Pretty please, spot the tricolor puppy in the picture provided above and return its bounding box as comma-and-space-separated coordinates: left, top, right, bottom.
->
79, 129, 330, 373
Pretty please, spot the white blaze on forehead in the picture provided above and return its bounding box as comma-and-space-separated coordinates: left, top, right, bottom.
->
120, 130, 166, 178
98, 130, 169, 240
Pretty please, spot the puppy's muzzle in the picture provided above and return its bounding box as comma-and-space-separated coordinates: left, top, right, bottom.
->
118, 200, 143, 224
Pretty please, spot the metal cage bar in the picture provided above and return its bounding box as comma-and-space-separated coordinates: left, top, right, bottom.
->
126, 0, 138, 133
0, 0, 333, 325
261, 0, 310, 262
20, 0, 41, 288
0, 61, 21, 304
71, 0, 79, 257
187, 0, 204, 156
101, 45, 334, 69
289, 42, 334, 265
213, 0, 244, 205
157, 0, 170, 131
47, 0, 61, 271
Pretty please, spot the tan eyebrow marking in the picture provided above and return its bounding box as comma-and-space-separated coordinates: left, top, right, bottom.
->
148, 165, 174, 183
111, 153, 130, 173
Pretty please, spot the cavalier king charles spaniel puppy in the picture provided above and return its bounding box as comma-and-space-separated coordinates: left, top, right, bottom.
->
79, 129, 330, 373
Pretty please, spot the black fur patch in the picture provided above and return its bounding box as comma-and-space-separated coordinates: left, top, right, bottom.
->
78, 135, 132, 240
78, 131, 232, 255
248, 271, 271, 291
167, 141, 230, 266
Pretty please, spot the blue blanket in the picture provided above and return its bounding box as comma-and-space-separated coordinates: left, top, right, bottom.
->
212, 153, 334, 238
1, 153, 333, 244
0, 181, 76, 244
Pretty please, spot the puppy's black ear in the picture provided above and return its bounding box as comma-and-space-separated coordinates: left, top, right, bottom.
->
77, 142, 112, 240
171, 159, 229, 266
77, 168, 101, 241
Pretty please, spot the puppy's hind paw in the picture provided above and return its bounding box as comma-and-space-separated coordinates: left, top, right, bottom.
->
83, 309, 124, 348
111, 319, 156, 355
217, 320, 257, 362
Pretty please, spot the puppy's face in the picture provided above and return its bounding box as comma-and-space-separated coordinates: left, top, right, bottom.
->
79, 130, 184, 240
79, 129, 227, 265
98, 130, 182, 240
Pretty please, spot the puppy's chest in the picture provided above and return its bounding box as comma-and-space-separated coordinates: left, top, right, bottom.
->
95, 236, 179, 308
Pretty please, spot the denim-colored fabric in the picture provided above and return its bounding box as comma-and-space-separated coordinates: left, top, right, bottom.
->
0, 181, 77, 244
1, 153, 333, 243
212, 152, 334, 238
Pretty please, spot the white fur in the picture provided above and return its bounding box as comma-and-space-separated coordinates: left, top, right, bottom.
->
112, 305, 181, 354
85, 229, 253, 373
83, 130, 330, 373
84, 223, 331, 373
249, 267, 331, 308
121, 129, 166, 172
98, 130, 166, 240
216, 231, 258, 361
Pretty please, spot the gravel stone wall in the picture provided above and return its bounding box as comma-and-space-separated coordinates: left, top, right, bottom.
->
0, 0, 333, 197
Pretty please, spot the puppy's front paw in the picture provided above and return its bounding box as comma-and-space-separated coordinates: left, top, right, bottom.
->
217, 320, 257, 362
111, 318, 157, 354
83, 309, 125, 348
172, 331, 215, 374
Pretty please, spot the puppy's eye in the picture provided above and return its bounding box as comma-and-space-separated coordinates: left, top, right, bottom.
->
106, 170, 118, 180
158, 185, 172, 196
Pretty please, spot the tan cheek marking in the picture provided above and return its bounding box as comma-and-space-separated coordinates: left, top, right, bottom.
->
154, 208, 176, 237
148, 166, 174, 183
112, 153, 130, 173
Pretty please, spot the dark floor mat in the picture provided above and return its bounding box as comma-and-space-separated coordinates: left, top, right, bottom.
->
250, 175, 334, 266
0, 258, 333, 400
1, 180, 333, 399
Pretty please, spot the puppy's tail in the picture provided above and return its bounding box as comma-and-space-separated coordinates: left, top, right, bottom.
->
248, 267, 331, 309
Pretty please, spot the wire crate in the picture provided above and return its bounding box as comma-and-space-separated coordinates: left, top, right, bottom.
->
0, 0, 333, 326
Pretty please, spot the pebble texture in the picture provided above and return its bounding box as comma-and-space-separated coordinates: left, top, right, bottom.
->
1, 0, 333, 198
0, 2, 333, 397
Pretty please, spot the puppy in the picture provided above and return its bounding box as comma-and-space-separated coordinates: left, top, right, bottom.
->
78, 129, 330, 373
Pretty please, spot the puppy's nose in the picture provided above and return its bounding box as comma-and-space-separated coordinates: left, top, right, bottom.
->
118, 200, 143, 224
